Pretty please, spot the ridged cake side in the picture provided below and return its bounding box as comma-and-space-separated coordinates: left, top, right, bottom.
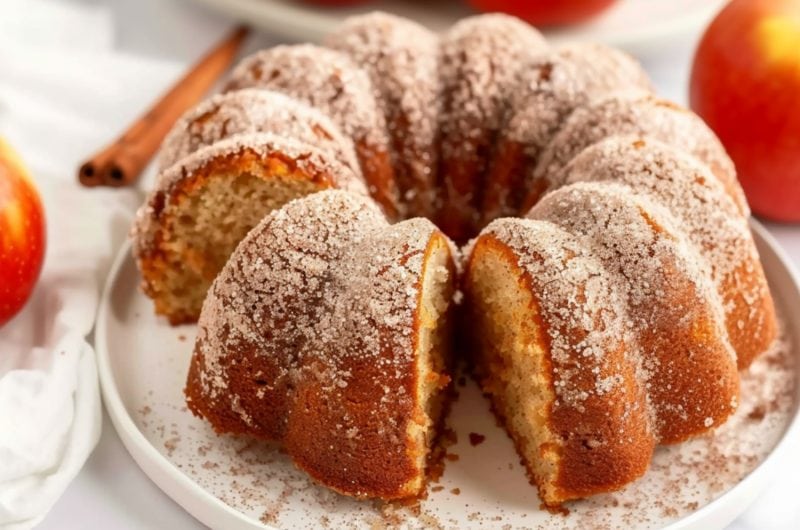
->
186, 190, 458, 499
465, 218, 655, 506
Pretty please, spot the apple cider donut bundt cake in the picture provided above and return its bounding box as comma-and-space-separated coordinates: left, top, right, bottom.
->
130, 10, 778, 508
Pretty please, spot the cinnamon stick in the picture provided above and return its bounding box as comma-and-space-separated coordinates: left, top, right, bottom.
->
78, 25, 249, 188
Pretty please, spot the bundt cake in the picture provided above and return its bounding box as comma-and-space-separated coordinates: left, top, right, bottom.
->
185, 190, 457, 499
129, 10, 778, 509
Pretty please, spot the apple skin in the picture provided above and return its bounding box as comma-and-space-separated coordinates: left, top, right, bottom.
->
300, 0, 370, 5
467, 0, 617, 27
0, 138, 46, 326
690, 0, 800, 221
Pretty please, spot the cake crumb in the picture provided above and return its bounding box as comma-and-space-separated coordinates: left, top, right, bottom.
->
469, 432, 486, 446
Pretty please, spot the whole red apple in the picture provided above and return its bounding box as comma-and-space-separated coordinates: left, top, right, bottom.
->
690, 0, 800, 221
0, 138, 46, 326
468, 0, 617, 26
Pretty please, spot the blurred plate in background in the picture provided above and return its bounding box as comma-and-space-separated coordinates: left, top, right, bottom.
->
186, 0, 725, 53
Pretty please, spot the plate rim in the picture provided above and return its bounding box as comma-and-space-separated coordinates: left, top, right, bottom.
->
95, 243, 271, 530
95, 219, 800, 530
185, 0, 726, 51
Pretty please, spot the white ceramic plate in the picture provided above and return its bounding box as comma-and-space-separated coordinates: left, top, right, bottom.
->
97, 220, 800, 530
186, 0, 725, 54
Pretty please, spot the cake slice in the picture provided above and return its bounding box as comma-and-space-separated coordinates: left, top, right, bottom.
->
464, 218, 654, 507
464, 182, 740, 507
131, 134, 366, 324
185, 190, 457, 499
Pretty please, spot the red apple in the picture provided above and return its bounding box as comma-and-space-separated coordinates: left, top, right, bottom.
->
690, 0, 800, 221
468, 0, 618, 26
300, 0, 370, 5
0, 138, 46, 326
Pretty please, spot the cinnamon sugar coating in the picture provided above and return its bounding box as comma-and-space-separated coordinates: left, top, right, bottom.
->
159, 89, 360, 175
482, 42, 653, 222
530, 90, 748, 214
553, 136, 776, 368
186, 190, 457, 499
528, 182, 740, 443
328, 12, 440, 219
436, 14, 548, 241
124, 10, 779, 510
226, 45, 400, 218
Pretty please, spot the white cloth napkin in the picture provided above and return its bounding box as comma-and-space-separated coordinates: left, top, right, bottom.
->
0, 1, 181, 528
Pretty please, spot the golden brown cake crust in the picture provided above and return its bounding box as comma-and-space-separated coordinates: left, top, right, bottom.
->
124, 11, 781, 510
132, 134, 366, 324
225, 45, 401, 219
529, 183, 741, 443
185, 190, 457, 499
466, 223, 655, 506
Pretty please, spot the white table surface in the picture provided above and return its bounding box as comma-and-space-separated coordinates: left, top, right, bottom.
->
31, 0, 800, 528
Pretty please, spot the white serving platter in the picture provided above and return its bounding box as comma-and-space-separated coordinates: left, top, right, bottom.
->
96, 220, 800, 529
186, 0, 726, 54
